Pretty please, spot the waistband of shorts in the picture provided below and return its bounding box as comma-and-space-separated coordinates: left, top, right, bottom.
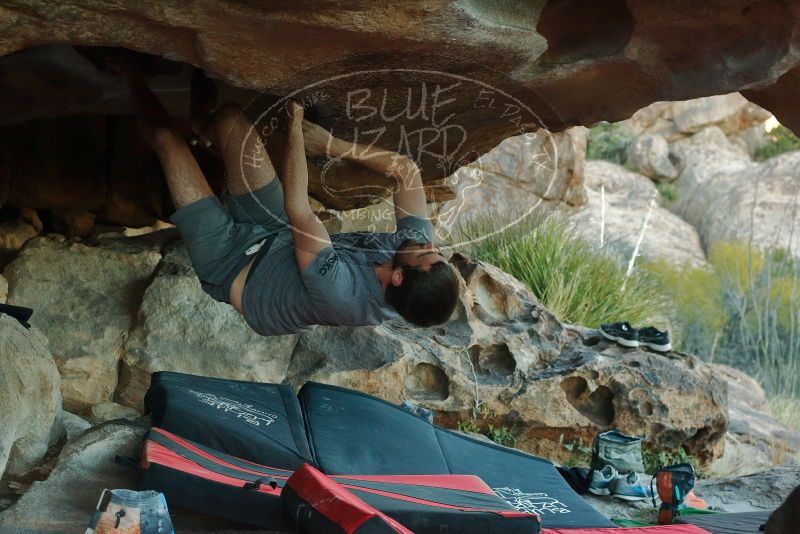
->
168, 196, 222, 226
107, 489, 166, 509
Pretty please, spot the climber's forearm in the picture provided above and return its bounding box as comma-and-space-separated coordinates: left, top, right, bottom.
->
329, 138, 427, 219
284, 104, 332, 271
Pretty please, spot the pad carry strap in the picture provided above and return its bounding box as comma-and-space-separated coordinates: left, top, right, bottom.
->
243, 476, 278, 491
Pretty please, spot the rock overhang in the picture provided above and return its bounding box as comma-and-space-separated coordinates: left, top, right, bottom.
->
1, 0, 799, 215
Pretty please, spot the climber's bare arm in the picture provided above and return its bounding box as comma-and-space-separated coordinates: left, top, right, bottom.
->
284, 103, 332, 271
302, 121, 427, 221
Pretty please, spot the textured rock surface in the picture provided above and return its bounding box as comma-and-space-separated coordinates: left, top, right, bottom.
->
290, 256, 728, 463
116, 243, 298, 410
707, 365, 800, 478
695, 467, 800, 513
3, 236, 163, 411
435, 129, 587, 235
629, 94, 773, 142
670, 128, 800, 255
0, 273, 6, 303
626, 133, 677, 182
0, 219, 38, 267
1, 3, 800, 216
87, 402, 140, 424
570, 161, 708, 267
0, 315, 62, 479
0, 421, 257, 532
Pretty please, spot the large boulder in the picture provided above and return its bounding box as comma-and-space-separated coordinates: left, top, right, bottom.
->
629, 93, 773, 141
0, 421, 254, 532
695, 467, 800, 513
435, 129, 588, 237
1, 3, 800, 216
3, 236, 162, 412
116, 243, 297, 410
0, 315, 62, 479
289, 256, 728, 463
707, 364, 800, 478
569, 161, 708, 268
670, 128, 800, 255
626, 133, 678, 182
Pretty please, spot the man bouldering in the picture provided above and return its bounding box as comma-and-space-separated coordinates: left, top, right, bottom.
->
125, 66, 460, 336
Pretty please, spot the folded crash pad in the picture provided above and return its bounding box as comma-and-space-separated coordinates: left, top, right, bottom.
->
283, 464, 414, 534
139, 427, 294, 530
675, 510, 771, 533
141, 428, 540, 533
144, 371, 313, 470
542, 527, 711, 534
329, 472, 540, 533
299, 382, 615, 529
286, 464, 539, 534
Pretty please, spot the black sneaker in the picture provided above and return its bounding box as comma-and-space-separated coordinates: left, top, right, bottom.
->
638, 326, 671, 352
600, 322, 640, 348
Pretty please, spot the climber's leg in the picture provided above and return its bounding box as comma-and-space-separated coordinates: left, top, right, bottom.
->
127, 67, 214, 209
209, 103, 289, 232
212, 103, 278, 197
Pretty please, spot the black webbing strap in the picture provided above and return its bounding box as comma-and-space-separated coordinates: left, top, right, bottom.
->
146, 430, 290, 487
243, 476, 278, 491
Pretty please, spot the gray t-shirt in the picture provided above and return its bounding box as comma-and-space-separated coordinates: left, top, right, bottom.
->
241, 216, 434, 336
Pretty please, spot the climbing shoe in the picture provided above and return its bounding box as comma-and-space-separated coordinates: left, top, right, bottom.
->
609, 471, 650, 501
639, 326, 672, 352
588, 465, 619, 496
652, 463, 697, 524
600, 322, 640, 347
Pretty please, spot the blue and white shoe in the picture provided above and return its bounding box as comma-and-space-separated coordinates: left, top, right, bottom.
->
610, 471, 651, 501
588, 465, 619, 496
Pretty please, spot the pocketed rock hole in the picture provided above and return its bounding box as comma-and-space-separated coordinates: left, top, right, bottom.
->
404, 363, 450, 401
468, 343, 516, 383
560, 376, 615, 426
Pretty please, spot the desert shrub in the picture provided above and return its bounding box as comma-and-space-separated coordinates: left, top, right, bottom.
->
642, 447, 702, 477
754, 125, 800, 161
454, 214, 667, 328
647, 242, 800, 398
643, 261, 725, 354
656, 181, 677, 204
770, 396, 800, 432
487, 425, 517, 448
586, 122, 635, 165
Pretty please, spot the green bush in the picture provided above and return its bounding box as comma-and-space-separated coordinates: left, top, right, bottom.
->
642, 447, 702, 477
487, 425, 517, 448
754, 125, 800, 161
586, 122, 635, 165
454, 214, 668, 328
646, 241, 800, 399
656, 181, 677, 204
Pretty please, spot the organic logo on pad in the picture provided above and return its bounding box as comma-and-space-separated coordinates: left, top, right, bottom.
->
188, 390, 278, 427
233, 58, 562, 257
492, 487, 571, 515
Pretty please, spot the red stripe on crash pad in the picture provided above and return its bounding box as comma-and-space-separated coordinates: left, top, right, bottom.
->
144, 440, 281, 495
287, 464, 413, 534
149, 428, 291, 478
332, 474, 496, 495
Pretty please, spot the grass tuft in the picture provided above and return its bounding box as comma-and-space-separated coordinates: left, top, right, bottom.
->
586, 122, 635, 165
754, 125, 800, 161
453, 214, 667, 328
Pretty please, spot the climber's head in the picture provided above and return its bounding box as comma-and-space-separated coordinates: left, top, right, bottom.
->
385, 242, 460, 327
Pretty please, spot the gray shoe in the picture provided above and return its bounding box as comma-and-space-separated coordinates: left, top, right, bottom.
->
609, 471, 650, 501
588, 465, 619, 496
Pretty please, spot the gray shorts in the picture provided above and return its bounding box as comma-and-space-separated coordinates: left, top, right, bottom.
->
169, 179, 290, 303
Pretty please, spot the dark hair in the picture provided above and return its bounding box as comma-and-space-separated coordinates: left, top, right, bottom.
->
385, 261, 460, 327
